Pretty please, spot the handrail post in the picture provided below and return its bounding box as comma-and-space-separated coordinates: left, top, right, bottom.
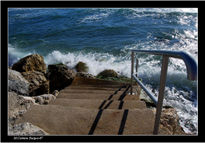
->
153, 56, 169, 135
136, 58, 139, 77
130, 51, 134, 95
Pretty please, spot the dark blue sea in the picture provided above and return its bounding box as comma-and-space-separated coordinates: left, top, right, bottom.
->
8, 8, 198, 134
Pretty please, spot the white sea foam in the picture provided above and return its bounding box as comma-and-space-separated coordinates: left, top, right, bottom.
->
43, 49, 197, 90
163, 87, 198, 134
130, 8, 198, 14
8, 44, 25, 63
80, 12, 110, 23
44, 50, 131, 76
8, 44, 35, 66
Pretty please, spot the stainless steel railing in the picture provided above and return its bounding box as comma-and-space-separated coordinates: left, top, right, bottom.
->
130, 50, 197, 135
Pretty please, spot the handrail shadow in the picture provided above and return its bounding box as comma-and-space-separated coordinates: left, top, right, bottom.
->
88, 85, 129, 135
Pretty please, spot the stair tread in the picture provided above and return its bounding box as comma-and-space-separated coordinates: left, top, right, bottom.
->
71, 77, 129, 86
49, 98, 146, 109
65, 86, 126, 90
16, 105, 154, 135
57, 93, 139, 100
60, 90, 125, 94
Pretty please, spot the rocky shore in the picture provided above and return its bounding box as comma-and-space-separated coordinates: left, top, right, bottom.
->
8, 54, 187, 135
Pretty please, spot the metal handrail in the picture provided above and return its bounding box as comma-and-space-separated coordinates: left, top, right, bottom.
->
130, 50, 197, 135
132, 74, 158, 105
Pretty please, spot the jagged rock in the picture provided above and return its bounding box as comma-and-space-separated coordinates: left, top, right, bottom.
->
8, 92, 34, 123
52, 90, 59, 97
22, 71, 49, 96
97, 69, 118, 78
33, 94, 56, 105
76, 72, 95, 79
160, 108, 186, 135
12, 54, 46, 73
152, 107, 186, 135
8, 69, 30, 95
75, 61, 88, 73
47, 63, 76, 92
8, 122, 48, 135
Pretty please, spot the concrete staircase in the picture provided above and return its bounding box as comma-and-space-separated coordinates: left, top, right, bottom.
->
16, 77, 155, 135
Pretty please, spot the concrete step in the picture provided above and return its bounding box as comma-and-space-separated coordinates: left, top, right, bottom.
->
71, 77, 129, 86
64, 86, 126, 91
16, 105, 154, 135
57, 92, 139, 100
60, 89, 125, 94
49, 98, 146, 109
68, 84, 128, 88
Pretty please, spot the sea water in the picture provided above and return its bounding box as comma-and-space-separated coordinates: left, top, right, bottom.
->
8, 8, 198, 134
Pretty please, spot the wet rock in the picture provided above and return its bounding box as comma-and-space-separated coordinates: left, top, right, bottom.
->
22, 71, 49, 96
97, 69, 118, 79
8, 69, 30, 95
33, 94, 56, 105
8, 122, 48, 135
47, 63, 76, 92
76, 72, 95, 79
12, 54, 46, 73
75, 61, 88, 73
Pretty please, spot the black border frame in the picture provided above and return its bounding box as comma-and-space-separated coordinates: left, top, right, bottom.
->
1, 1, 204, 142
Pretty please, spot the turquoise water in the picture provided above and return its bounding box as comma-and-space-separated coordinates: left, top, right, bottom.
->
8, 8, 198, 134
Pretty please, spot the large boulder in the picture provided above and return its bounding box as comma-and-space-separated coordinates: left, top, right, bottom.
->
22, 71, 49, 96
97, 69, 118, 79
12, 54, 46, 73
47, 63, 76, 92
8, 69, 30, 95
75, 61, 88, 73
